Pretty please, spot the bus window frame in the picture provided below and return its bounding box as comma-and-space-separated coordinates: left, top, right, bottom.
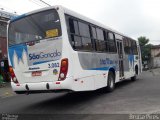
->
65, 14, 119, 54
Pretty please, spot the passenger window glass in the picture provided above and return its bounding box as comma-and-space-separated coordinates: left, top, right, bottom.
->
82, 38, 93, 51
107, 32, 117, 53
78, 22, 90, 37
69, 19, 74, 33
108, 33, 114, 40
96, 28, 104, 40
71, 35, 82, 50
91, 27, 97, 39
96, 40, 106, 52
69, 19, 79, 34
110, 42, 116, 52
73, 21, 79, 35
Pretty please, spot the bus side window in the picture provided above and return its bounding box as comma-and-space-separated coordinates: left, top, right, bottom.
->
108, 32, 117, 53
68, 18, 83, 50
132, 40, 138, 55
78, 22, 90, 38
95, 28, 106, 52
134, 42, 138, 55
90, 26, 97, 51
124, 38, 131, 54
71, 35, 82, 50
105, 31, 109, 52
123, 37, 127, 54
69, 18, 74, 33
128, 39, 132, 54
78, 22, 93, 51
91, 26, 97, 39
131, 40, 134, 55
69, 18, 79, 35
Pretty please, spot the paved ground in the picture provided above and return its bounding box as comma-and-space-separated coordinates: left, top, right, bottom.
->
0, 69, 160, 119
0, 82, 16, 98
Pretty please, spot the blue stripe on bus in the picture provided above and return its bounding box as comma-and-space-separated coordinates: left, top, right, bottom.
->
10, 14, 26, 22
88, 66, 116, 71
33, 61, 51, 65
88, 67, 109, 71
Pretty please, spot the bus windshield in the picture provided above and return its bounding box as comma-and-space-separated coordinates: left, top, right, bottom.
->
8, 9, 61, 46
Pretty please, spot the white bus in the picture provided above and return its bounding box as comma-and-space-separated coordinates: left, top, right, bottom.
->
8, 6, 142, 94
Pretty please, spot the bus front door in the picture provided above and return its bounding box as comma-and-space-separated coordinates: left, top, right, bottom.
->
117, 41, 124, 78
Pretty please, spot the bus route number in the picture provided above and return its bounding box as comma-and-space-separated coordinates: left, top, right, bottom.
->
48, 63, 59, 68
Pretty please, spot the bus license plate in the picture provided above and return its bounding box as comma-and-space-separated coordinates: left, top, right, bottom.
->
32, 71, 42, 76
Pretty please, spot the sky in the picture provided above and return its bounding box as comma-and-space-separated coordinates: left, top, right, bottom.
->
0, 0, 160, 45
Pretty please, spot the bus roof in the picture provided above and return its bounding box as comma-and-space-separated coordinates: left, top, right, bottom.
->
10, 5, 136, 41
62, 6, 136, 41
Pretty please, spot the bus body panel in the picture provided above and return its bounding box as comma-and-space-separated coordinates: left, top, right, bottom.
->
8, 38, 62, 84
77, 52, 118, 89
7, 6, 142, 93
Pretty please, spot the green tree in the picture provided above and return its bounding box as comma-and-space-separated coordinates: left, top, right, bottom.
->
138, 36, 152, 65
138, 36, 149, 47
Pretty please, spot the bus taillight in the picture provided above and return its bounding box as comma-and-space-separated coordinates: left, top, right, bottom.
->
9, 66, 19, 84
58, 58, 68, 81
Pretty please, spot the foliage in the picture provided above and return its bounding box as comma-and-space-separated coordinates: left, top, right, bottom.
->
0, 74, 4, 83
138, 36, 149, 47
138, 36, 152, 63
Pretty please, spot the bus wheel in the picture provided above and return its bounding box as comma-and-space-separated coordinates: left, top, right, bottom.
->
106, 72, 115, 92
131, 76, 136, 81
131, 66, 138, 81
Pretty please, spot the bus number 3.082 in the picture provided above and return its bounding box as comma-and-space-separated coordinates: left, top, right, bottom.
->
48, 63, 60, 68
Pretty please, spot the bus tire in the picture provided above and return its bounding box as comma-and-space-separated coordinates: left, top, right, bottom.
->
131, 76, 136, 81
106, 72, 115, 92
131, 66, 138, 81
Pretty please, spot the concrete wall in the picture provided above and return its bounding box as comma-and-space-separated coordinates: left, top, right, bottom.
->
0, 37, 7, 60
151, 45, 160, 68
151, 47, 160, 57
152, 57, 160, 68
